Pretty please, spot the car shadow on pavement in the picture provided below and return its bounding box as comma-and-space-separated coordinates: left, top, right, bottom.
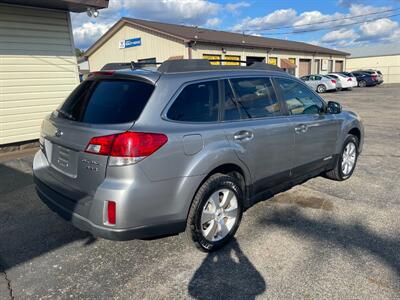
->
0, 163, 91, 271
188, 238, 266, 299
260, 207, 400, 278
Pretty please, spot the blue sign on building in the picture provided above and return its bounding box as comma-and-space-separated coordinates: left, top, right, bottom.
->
119, 37, 141, 49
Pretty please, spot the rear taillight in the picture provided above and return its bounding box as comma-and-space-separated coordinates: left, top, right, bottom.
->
107, 201, 116, 225
331, 80, 336, 84
85, 132, 168, 166
85, 134, 115, 155
371, 75, 377, 81
347, 78, 352, 81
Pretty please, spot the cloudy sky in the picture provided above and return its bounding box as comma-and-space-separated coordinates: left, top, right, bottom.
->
71, 0, 400, 55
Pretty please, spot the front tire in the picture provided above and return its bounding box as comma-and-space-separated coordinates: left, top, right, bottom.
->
325, 134, 359, 181
317, 84, 327, 93
186, 173, 243, 252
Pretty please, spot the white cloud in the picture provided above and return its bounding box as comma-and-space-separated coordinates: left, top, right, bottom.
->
359, 18, 398, 38
121, 0, 220, 24
73, 21, 112, 49
321, 28, 358, 43
233, 8, 296, 31
233, 3, 392, 33
226, 1, 250, 14
206, 17, 222, 26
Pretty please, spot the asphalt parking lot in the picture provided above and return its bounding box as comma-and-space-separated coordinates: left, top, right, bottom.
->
1, 84, 399, 299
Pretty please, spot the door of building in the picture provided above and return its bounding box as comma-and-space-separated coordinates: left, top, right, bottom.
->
299, 59, 311, 77
335, 60, 344, 72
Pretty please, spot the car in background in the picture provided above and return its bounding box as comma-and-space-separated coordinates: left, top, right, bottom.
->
351, 71, 379, 87
327, 73, 356, 90
337, 72, 358, 85
300, 74, 337, 93
354, 69, 383, 85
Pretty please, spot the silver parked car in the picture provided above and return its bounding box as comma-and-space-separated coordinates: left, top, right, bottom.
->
300, 74, 337, 93
33, 59, 364, 252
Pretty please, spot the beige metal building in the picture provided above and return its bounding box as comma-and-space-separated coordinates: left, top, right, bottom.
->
85, 18, 348, 78
346, 54, 400, 84
0, 0, 108, 146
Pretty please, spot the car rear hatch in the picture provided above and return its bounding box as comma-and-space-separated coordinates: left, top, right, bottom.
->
37, 73, 155, 201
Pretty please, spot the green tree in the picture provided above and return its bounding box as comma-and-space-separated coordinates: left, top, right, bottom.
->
75, 48, 84, 57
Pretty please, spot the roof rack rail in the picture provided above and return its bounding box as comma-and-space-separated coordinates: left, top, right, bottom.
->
157, 59, 283, 73
101, 61, 162, 71
101, 59, 284, 73
101, 62, 131, 70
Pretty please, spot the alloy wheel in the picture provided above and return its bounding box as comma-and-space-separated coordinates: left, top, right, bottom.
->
200, 188, 238, 242
341, 142, 356, 175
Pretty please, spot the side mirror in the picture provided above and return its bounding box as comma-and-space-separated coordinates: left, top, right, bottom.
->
326, 101, 342, 114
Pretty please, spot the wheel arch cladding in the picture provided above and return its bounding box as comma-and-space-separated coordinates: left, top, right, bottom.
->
185, 162, 249, 221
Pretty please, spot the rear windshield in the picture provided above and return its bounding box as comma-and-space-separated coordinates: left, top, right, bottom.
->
57, 79, 154, 124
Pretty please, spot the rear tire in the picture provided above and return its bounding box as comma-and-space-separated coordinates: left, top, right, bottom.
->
358, 80, 367, 87
185, 173, 243, 252
325, 134, 359, 181
317, 84, 326, 93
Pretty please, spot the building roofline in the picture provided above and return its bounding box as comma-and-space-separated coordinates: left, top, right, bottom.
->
348, 53, 400, 59
84, 17, 349, 58
84, 18, 188, 56
0, 0, 109, 12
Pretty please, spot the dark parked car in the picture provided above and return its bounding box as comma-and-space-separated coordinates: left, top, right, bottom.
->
354, 69, 383, 85
351, 71, 379, 87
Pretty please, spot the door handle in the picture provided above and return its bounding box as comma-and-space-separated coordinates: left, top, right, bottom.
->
295, 124, 308, 133
233, 130, 254, 141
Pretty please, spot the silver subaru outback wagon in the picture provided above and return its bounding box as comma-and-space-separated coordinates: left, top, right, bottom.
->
33, 59, 364, 252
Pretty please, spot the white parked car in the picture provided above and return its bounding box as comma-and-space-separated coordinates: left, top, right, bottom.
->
337, 72, 358, 88
300, 74, 337, 93
327, 73, 356, 90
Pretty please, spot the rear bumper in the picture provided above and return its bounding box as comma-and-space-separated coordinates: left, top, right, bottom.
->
34, 176, 185, 240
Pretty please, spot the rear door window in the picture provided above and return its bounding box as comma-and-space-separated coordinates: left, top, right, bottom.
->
58, 79, 154, 124
227, 77, 281, 119
167, 81, 219, 122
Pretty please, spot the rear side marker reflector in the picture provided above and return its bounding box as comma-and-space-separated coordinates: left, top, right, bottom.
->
107, 201, 116, 225
85, 132, 168, 166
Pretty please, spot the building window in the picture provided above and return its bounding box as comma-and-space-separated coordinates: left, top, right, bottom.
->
282, 58, 296, 76
268, 57, 278, 66
246, 56, 265, 66
203, 54, 221, 65
224, 55, 240, 66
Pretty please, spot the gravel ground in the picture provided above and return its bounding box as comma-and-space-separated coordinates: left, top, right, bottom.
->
0, 84, 399, 299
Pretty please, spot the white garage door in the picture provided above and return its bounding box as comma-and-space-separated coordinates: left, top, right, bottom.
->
0, 3, 79, 145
